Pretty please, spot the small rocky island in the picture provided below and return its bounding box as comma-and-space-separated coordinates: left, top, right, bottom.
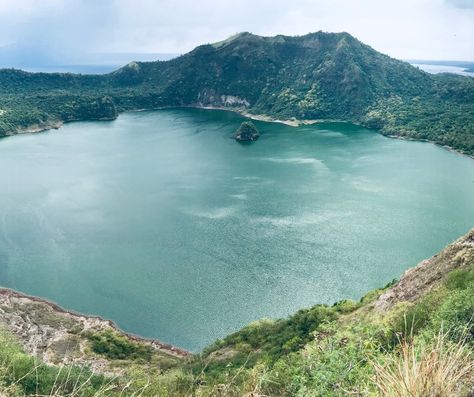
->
234, 121, 260, 142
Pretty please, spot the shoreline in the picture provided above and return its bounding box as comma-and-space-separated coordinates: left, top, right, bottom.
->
207, 106, 474, 160
2, 106, 472, 161
0, 287, 191, 358
180, 105, 361, 127
382, 133, 474, 161
8, 120, 64, 136
1, 227, 473, 365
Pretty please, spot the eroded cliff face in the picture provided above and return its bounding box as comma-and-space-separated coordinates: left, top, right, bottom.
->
0, 289, 188, 374
196, 89, 250, 108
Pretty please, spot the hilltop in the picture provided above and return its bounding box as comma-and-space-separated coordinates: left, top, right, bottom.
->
0, 31, 473, 155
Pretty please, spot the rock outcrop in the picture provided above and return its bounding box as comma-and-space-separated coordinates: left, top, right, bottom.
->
234, 121, 259, 141
0, 289, 189, 374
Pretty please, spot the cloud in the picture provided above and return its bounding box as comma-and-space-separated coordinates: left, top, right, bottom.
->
0, 0, 473, 64
446, 0, 474, 8
0, 0, 118, 63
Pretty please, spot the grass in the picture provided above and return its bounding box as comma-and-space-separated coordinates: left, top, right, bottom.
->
1, 263, 473, 396
0, 331, 109, 396
374, 329, 474, 397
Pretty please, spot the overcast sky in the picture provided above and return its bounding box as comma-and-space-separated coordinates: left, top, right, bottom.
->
0, 0, 473, 64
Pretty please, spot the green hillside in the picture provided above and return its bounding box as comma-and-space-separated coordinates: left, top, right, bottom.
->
0, 31, 473, 155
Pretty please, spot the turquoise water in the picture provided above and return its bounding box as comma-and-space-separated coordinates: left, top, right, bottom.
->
0, 108, 473, 351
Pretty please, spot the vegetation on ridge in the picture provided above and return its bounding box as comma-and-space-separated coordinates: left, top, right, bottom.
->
0, 31, 473, 155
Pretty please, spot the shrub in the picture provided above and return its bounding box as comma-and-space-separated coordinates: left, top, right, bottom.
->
86, 330, 153, 361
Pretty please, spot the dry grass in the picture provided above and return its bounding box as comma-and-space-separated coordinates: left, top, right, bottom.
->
374, 329, 474, 397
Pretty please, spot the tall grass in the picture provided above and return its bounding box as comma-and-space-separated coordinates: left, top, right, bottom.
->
374, 328, 474, 397
0, 330, 123, 397
0, 363, 150, 397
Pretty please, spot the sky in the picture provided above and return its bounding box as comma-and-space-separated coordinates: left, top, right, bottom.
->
0, 0, 473, 67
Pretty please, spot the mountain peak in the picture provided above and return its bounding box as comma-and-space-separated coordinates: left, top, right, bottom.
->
212, 32, 260, 48
209, 30, 361, 52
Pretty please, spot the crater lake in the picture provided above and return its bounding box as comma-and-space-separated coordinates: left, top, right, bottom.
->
1, 108, 473, 351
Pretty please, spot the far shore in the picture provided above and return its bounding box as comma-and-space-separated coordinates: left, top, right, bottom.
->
4, 105, 473, 161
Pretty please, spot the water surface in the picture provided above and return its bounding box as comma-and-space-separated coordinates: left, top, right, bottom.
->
411, 63, 474, 77
1, 108, 473, 351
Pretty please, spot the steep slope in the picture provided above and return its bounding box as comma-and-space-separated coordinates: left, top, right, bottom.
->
374, 228, 474, 311
106, 31, 433, 118
0, 31, 473, 155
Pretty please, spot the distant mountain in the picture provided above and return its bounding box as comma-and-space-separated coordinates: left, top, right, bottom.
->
0, 43, 179, 73
0, 31, 473, 155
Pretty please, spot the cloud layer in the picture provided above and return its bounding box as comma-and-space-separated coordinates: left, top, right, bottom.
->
0, 0, 473, 64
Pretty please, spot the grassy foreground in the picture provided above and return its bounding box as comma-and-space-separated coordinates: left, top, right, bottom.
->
0, 231, 473, 396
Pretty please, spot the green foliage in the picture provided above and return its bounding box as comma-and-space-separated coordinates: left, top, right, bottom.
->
387, 264, 474, 344
430, 266, 474, 343
86, 330, 153, 361
199, 300, 360, 377
361, 80, 474, 156
0, 93, 117, 136
261, 322, 385, 396
445, 266, 474, 290
0, 332, 107, 396
184, 261, 474, 396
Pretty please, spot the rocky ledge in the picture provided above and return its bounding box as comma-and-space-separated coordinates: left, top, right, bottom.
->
0, 289, 189, 374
